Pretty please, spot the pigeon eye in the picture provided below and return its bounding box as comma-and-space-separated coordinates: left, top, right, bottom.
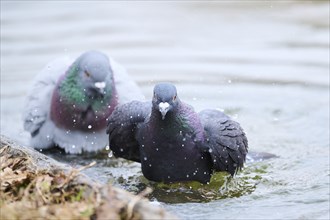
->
84, 71, 90, 77
173, 95, 177, 101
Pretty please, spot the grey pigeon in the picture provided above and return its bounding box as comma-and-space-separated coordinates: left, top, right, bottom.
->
107, 83, 248, 184
23, 51, 144, 154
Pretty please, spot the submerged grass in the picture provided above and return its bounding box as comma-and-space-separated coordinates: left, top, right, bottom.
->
113, 165, 266, 204
145, 171, 261, 203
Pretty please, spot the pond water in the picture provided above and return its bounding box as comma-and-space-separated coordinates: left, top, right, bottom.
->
1, 1, 329, 219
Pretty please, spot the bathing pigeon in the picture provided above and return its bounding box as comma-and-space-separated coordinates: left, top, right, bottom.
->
107, 83, 248, 184
23, 50, 144, 154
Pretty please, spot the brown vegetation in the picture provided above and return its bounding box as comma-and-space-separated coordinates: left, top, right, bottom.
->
0, 135, 177, 220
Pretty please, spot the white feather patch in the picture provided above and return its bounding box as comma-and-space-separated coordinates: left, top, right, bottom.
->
95, 81, 106, 89
159, 102, 170, 110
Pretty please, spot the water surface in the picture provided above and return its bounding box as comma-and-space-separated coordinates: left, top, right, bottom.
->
1, 1, 329, 219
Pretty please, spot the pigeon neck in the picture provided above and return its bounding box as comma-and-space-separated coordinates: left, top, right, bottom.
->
50, 67, 118, 131
149, 102, 205, 142
59, 62, 85, 105
150, 103, 188, 132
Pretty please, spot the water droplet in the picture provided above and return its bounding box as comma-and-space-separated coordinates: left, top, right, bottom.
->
149, 164, 152, 167
108, 105, 111, 109
228, 79, 232, 83
141, 144, 145, 148
225, 160, 228, 163
105, 145, 110, 151
39, 149, 43, 152
208, 149, 213, 153
156, 148, 159, 151
72, 145, 75, 149
182, 138, 186, 141
120, 148, 124, 152
193, 97, 197, 101
73, 119, 76, 123
179, 131, 182, 135
204, 172, 207, 175
181, 144, 184, 147
130, 115, 133, 119
184, 157, 187, 160
73, 104, 76, 108
88, 125, 92, 129
213, 159, 216, 162
168, 176, 170, 179
144, 157, 147, 161
46, 135, 50, 139
121, 123, 124, 127
186, 174, 189, 178
108, 151, 113, 158
91, 142, 94, 145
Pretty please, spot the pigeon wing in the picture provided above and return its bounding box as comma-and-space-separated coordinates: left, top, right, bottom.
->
199, 109, 248, 176
23, 56, 72, 137
106, 101, 151, 162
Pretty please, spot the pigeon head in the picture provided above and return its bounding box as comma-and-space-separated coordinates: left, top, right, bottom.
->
59, 51, 114, 108
75, 51, 113, 100
152, 83, 179, 120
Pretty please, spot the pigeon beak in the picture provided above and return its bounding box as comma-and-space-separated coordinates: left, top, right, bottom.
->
94, 81, 106, 94
159, 102, 170, 120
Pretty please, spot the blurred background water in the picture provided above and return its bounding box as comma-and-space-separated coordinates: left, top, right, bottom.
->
1, 1, 329, 219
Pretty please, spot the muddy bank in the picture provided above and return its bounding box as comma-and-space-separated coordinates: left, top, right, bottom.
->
0, 135, 177, 220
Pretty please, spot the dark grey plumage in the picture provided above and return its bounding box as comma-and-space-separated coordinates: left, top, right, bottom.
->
106, 101, 150, 162
107, 83, 248, 183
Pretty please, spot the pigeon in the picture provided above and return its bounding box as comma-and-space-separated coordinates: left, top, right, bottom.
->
107, 82, 248, 184
23, 50, 144, 154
